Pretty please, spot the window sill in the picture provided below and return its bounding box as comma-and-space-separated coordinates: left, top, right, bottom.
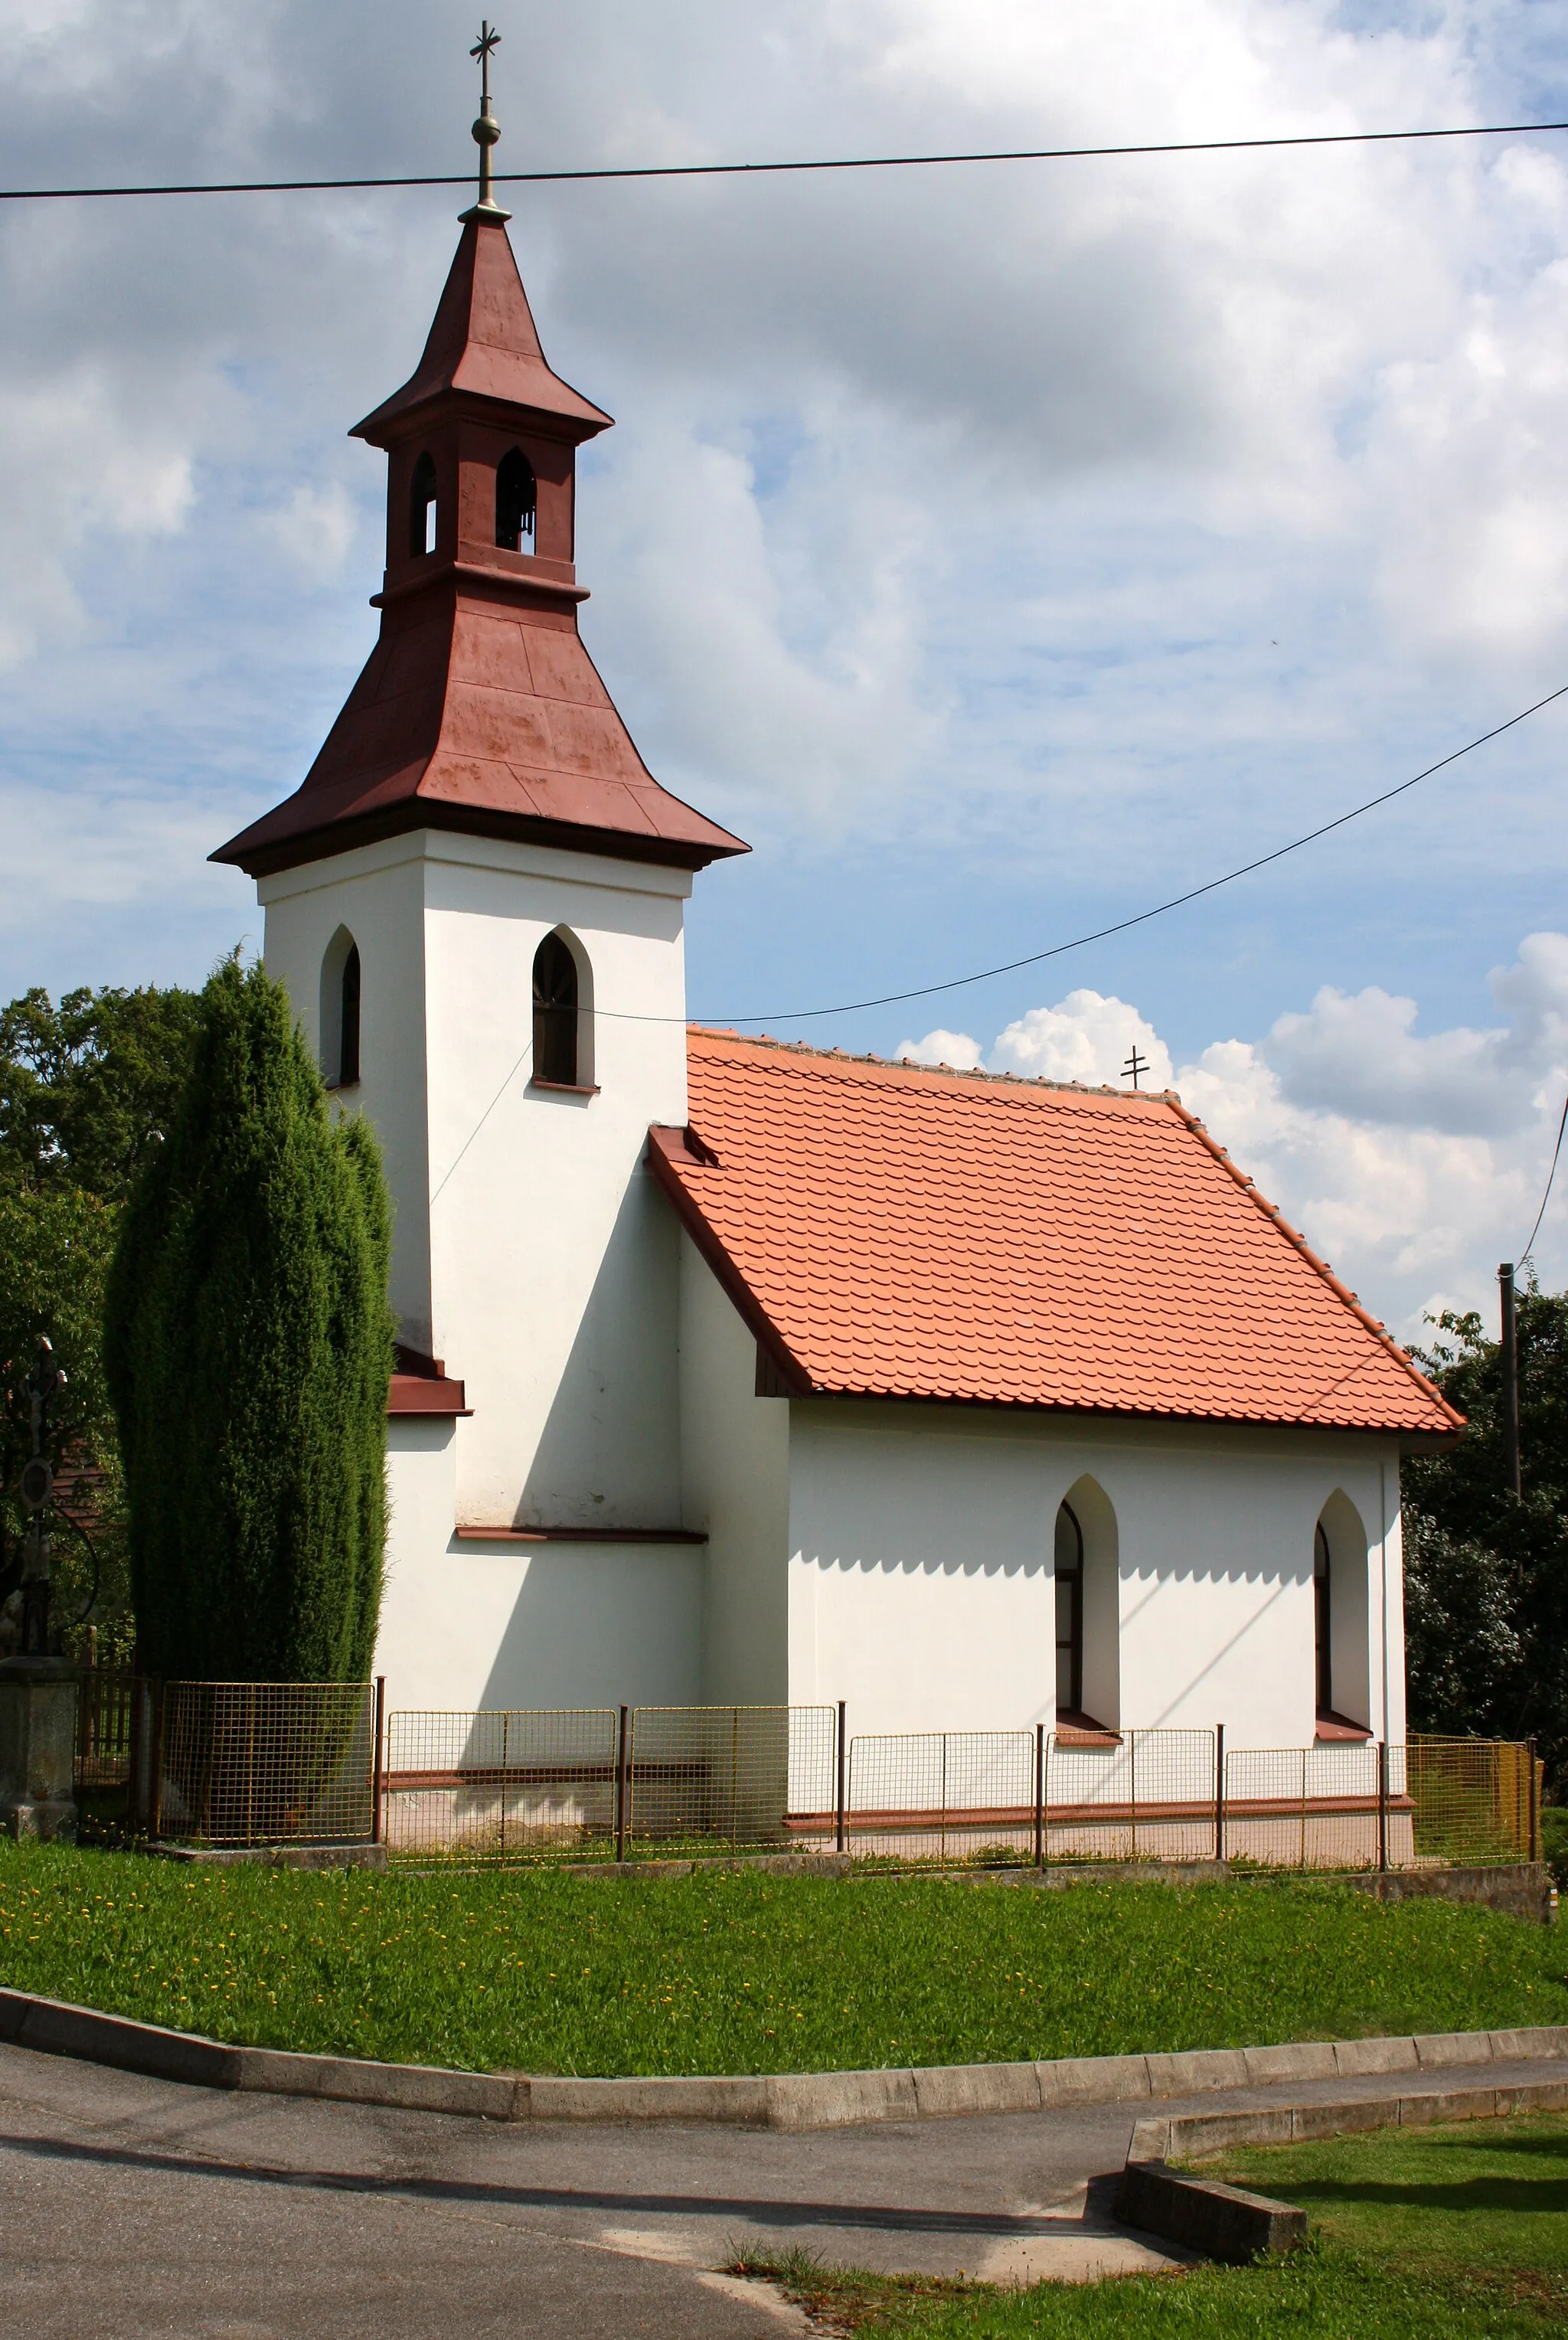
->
1054, 1710, 1121, 1747
529, 1079, 599, 1097
1315, 1711, 1372, 1742
325, 1078, 361, 1095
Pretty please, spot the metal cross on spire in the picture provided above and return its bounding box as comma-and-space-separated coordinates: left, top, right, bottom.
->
1122, 1047, 1150, 1091
472, 19, 501, 91
461, 20, 512, 224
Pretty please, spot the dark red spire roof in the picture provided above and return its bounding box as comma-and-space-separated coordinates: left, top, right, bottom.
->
351, 216, 612, 442
214, 218, 746, 880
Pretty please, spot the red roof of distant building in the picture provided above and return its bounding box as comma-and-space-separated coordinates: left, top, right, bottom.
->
647, 1030, 1461, 1438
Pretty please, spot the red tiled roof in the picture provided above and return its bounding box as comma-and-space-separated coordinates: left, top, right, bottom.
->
647, 1031, 1461, 1438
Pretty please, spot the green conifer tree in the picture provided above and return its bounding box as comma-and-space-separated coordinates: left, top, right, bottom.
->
104, 957, 394, 1681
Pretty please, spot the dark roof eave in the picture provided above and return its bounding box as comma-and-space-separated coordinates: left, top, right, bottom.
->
785, 1384, 1462, 1443
211, 794, 750, 881
351, 381, 613, 446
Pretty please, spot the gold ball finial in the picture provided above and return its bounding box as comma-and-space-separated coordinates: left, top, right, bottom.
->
461, 21, 512, 223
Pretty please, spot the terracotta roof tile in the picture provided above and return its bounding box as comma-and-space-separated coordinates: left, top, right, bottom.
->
647, 1030, 1461, 1437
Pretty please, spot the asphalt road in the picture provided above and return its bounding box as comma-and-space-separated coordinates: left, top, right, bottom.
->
0, 2040, 1178, 2336
2, 2039, 1557, 2337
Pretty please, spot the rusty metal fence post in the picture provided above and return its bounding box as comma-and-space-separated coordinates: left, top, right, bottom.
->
1529, 1735, 1539, 1862
1034, 1722, 1045, 1867
1214, 1724, 1225, 1863
370, 1676, 386, 1845
1377, 1740, 1389, 1873
835, 1700, 847, 1852
615, 1703, 629, 1862
149, 1685, 166, 1841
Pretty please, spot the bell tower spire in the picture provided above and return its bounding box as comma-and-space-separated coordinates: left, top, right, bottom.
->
213, 23, 744, 884
461, 20, 511, 224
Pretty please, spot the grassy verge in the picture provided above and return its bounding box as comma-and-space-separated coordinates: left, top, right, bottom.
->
2, 1840, 1564, 2077
1204, 2110, 1568, 2315
731, 2111, 1568, 2334
732, 2242, 1553, 2335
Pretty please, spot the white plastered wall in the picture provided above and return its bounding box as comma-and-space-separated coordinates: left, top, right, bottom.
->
260, 842, 434, 1351
420, 833, 690, 1532
260, 827, 692, 1538
678, 1234, 791, 1704
378, 1423, 702, 1711
783, 1402, 1405, 1748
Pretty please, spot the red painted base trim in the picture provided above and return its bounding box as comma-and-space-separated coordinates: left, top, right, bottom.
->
452, 1525, 708, 1544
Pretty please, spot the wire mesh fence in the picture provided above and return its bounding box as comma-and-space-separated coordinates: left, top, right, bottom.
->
847, 1730, 1037, 1864
1044, 1730, 1218, 1864
1408, 1735, 1541, 1868
383, 1704, 841, 1863
74, 1665, 138, 1794
154, 1680, 377, 1845
384, 1707, 620, 1862
1223, 1740, 1395, 1871
625, 1704, 839, 1855
88, 1678, 1541, 1870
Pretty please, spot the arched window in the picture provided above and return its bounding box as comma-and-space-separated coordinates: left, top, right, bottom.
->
319, 927, 361, 1090
409, 451, 437, 557
338, 944, 361, 1088
1054, 1500, 1084, 1715
1314, 1519, 1333, 1716
532, 930, 580, 1087
495, 447, 536, 552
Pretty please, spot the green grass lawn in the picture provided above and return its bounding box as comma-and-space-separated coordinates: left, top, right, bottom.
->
1207, 2113, 1568, 2303
734, 2111, 1568, 2334
2, 1840, 1565, 2076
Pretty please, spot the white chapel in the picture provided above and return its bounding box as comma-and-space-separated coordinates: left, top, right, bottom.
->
214, 187, 1459, 1758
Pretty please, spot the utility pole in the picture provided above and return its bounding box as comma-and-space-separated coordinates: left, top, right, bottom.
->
1498, 1262, 1521, 1499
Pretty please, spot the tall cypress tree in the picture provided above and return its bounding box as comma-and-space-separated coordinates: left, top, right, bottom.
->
104, 958, 394, 1681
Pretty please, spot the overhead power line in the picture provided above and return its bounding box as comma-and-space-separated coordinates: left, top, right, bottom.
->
4, 116, 1568, 202
432, 682, 1568, 1198
663, 680, 1568, 1028
1520, 1096, 1568, 1266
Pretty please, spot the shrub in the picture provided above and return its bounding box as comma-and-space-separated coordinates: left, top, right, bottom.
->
104, 958, 394, 1681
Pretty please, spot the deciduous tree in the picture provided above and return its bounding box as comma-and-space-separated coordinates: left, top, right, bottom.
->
1404, 1286, 1568, 1780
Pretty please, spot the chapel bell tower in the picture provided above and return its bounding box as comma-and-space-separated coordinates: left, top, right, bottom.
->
214, 38, 746, 1541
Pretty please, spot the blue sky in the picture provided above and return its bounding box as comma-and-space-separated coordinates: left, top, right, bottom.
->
2, 0, 1566, 1332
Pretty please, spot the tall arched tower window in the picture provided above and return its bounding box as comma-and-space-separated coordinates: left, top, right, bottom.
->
338, 944, 361, 1087
410, 450, 437, 556
495, 447, 536, 551
320, 928, 361, 1090
532, 930, 582, 1087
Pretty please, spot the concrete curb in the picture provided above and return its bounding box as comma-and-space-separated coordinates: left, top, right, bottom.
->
1116, 2160, 1307, 2263
1127, 2069, 1568, 2165
148, 1843, 390, 1873
2, 1986, 1566, 2131
546, 1857, 1551, 1924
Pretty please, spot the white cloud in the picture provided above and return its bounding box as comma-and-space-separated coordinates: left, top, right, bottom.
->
897, 991, 1171, 1087
990, 990, 1173, 1091
259, 480, 360, 583
896, 1027, 985, 1070
583, 408, 939, 826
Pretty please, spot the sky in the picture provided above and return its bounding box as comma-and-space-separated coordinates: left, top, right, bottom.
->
1, 0, 1566, 1341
